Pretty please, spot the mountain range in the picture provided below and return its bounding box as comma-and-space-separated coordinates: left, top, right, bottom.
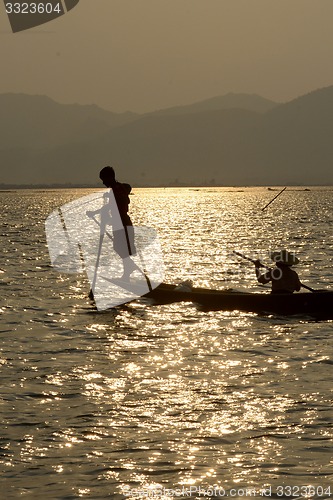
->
0, 87, 332, 186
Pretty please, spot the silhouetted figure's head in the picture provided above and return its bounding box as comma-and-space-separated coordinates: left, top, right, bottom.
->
270, 250, 299, 267
100, 166, 116, 187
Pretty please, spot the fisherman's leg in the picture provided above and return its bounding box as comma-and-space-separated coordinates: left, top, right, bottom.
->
120, 256, 138, 280
125, 225, 136, 256
113, 228, 139, 280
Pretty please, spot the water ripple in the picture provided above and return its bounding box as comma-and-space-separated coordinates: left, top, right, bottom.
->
0, 188, 333, 498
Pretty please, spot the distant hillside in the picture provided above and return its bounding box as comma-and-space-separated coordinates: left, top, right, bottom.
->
0, 93, 139, 149
0, 87, 333, 185
258, 86, 333, 183
149, 93, 279, 116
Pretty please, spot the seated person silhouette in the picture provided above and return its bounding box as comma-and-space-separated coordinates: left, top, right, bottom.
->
254, 250, 301, 294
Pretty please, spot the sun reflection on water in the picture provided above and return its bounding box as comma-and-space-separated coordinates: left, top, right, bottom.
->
1, 188, 333, 496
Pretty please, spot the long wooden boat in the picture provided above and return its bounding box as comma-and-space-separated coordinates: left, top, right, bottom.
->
144, 283, 333, 320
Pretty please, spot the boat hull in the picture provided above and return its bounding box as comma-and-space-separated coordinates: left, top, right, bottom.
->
144, 283, 333, 320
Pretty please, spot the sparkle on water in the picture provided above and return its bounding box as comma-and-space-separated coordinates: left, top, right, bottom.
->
0, 187, 332, 499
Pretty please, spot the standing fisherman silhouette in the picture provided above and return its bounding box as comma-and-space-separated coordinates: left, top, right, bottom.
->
87, 166, 138, 287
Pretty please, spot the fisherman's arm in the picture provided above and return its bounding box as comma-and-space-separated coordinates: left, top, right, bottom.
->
254, 260, 271, 284
86, 204, 112, 223
86, 209, 100, 218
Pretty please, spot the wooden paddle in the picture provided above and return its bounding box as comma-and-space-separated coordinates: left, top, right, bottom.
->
261, 187, 286, 211
233, 251, 315, 292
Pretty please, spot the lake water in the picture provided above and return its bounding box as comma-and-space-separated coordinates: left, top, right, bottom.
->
0, 187, 332, 499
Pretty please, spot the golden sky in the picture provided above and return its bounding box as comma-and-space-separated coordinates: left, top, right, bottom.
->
1, 0, 333, 112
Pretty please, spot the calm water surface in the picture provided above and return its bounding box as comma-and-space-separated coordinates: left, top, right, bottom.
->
0, 187, 332, 499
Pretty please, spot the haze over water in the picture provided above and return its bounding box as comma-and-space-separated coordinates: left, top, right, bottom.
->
0, 187, 332, 499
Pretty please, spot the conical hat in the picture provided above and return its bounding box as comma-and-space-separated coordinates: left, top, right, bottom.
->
270, 249, 299, 266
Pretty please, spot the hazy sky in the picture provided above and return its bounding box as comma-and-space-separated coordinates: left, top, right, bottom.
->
1, 0, 333, 113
